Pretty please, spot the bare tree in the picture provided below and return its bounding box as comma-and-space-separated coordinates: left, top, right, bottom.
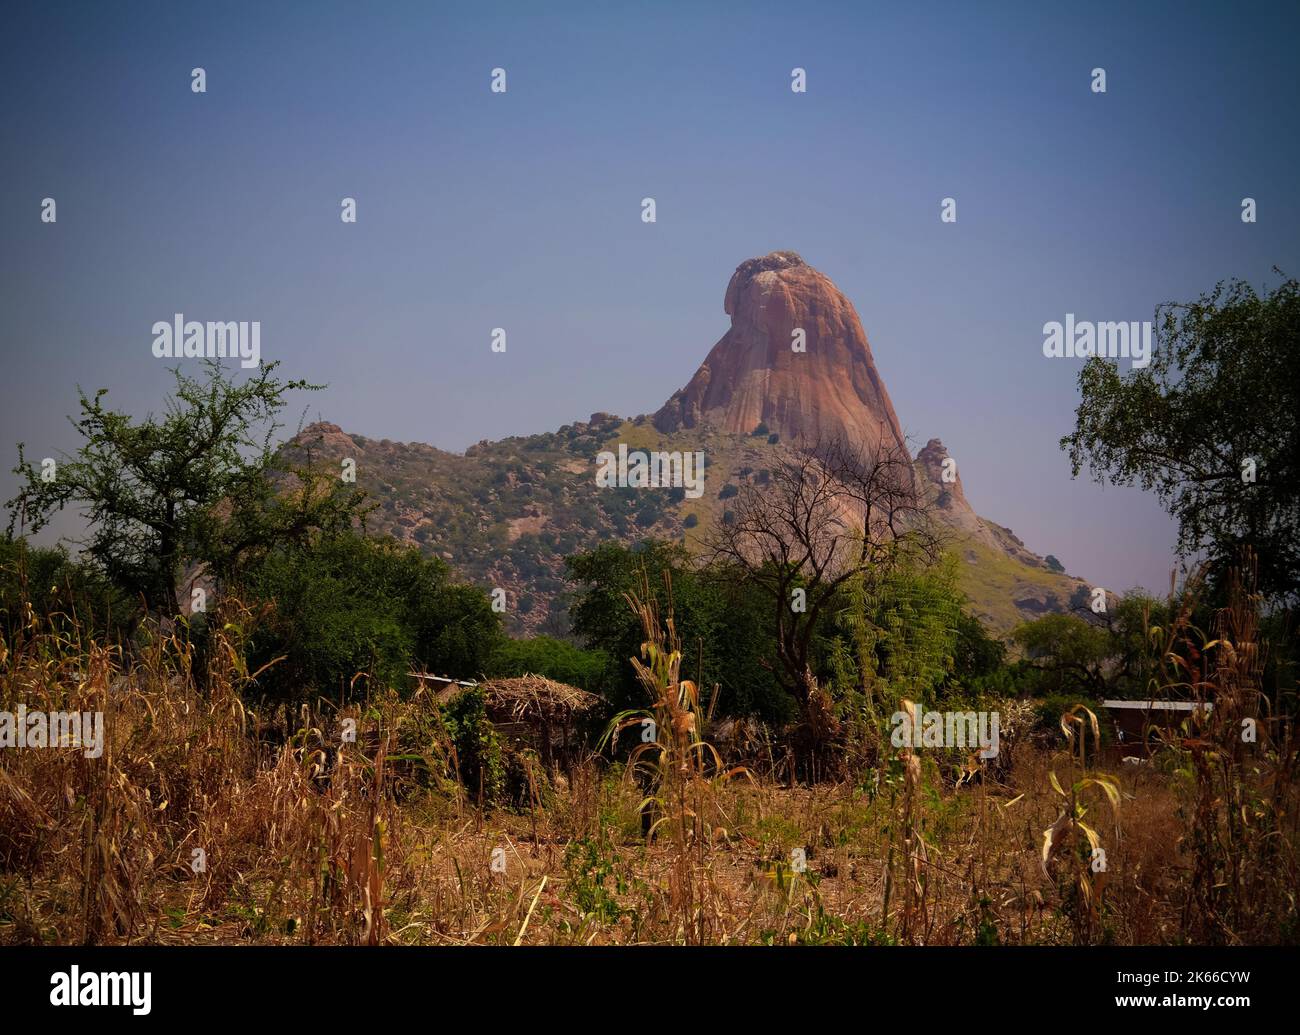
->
707, 434, 941, 750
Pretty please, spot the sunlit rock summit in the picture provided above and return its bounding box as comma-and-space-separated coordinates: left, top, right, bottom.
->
654, 251, 909, 459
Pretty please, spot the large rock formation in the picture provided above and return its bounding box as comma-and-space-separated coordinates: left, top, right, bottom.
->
654, 251, 909, 458
281, 251, 1092, 635
649, 251, 1091, 629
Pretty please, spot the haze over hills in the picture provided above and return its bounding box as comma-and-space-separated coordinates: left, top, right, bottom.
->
286, 252, 1090, 635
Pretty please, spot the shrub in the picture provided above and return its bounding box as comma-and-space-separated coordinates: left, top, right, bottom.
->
0, 537, 136, 647
489, 635, 607, 692
566, 540, 791, 721
440, 686, 505, 803
238, 533, 502, 703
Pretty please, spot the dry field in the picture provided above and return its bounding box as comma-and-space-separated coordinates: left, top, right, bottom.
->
1, 588, 1296, 947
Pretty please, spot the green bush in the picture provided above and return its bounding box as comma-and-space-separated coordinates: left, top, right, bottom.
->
441, 686, 505, 803
0, 537, 136, 647
565, 540, 792, 721
489, 635, 607, 692
237, 533, 502, 703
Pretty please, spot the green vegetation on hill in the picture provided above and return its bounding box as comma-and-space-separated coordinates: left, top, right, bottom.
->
955, 539, 1087, 633
299, 414, 1084, 640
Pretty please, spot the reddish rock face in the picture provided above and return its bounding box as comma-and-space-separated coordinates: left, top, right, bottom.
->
654, 251, 909, 459
914, 437, 993, 544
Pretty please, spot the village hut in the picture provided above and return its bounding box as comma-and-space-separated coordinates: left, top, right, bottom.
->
1102, 699, 1213, 752
411, 672, 602, 769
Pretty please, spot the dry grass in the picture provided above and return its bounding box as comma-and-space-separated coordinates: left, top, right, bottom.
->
1, 573, 1297, 946
443, 674, 600, 722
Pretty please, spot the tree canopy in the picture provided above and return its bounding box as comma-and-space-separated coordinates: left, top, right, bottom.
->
6, 360, 368, 616
237, 533, 503, 703
1061, 274, 1300, 603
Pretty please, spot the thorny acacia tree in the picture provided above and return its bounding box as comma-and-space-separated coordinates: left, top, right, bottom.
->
7, 360, 370, 618
708, 435, 941, 743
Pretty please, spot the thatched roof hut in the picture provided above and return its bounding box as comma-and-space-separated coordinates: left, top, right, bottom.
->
411, 672, 602, 766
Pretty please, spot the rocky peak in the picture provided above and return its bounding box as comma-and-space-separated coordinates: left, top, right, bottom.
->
916, 438, 966, 500
293, 421, 359, 455
913, 437, 984, 535
723, 250, 809, 313
654, 251, 908, 459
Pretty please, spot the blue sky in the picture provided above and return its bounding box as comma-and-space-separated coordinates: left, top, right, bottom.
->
2, 0, 1297, 597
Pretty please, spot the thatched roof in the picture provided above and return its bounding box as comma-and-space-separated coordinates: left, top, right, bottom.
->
412, 672, 600, 723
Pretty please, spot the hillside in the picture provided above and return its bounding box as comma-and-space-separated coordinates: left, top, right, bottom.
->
282, 415, 1087, 637
281, 251, 1091, 636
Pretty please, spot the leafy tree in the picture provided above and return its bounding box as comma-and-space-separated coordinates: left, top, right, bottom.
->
1012, 592, 1170, 699
830, 553, 965, 719
410, 578, 504, 679
707, 438, 938, 732
240, 537, 411, 702
948, 608, 1009, 690
1061, 275, 1300, 603
6, 361, 368, 616
1012, 613, 1112, 698
565, 540, 791, 721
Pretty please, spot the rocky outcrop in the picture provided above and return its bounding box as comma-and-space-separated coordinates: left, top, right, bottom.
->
294, 421, 360, 456
654, 251, 908, 459
915, 438, 985, 538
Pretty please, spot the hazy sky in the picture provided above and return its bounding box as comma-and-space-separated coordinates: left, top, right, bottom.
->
2, 0, 1297, 598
